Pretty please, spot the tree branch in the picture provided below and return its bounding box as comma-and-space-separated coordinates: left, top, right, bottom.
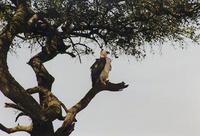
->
0, 123, 33, 134
26, 87, 68, 122
15, 112, 29, 122
4, 103, 31, 123
55, 81, 128, 136
0, 2, 45, 122
5, 103, 25, 112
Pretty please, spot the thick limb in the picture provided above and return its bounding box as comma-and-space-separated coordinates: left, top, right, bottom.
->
27, 87, 68, 121
0, 2, 44, 122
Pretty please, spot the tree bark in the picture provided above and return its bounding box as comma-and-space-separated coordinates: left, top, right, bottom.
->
55, 82, 128, 136
0, 2, 44, 122
0, 2, 55, 136
0, 1, 129, 136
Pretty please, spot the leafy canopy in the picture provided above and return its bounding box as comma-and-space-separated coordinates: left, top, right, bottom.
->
1, 0, 200, 58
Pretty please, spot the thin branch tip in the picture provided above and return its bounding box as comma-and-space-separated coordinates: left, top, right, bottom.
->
4, 103, 23, 111
15, 112, 28, 122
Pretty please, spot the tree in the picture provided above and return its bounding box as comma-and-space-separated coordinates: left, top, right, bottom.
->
0, 0, 200, 136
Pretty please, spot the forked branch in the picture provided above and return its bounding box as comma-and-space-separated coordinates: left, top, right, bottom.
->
26, 87, 68, 121
55, 81, 128, 136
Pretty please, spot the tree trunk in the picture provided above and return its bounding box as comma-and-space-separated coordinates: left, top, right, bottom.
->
31, 122, 54, 136
0, 1, 128, 136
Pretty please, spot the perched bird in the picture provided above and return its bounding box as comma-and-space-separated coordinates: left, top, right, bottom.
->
90, 50, 112, 87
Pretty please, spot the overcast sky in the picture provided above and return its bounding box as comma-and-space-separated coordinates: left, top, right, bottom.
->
1, 42, 200, 136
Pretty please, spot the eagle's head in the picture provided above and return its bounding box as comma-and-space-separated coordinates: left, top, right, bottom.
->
100, 50, 110, 58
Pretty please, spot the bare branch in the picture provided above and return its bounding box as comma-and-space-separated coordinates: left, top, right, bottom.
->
26, 86, 68, 122
68, 81, 128, 114
0, 123, 33, 134
98, 81, 129, 92
0, 2, 45, 122
5, 103, 25, 112
60, 102, 68, 114
5, 103, 30, 122
69, 32, 104, 47
26, 87, 41, 94
63, 52, 76, 58
16, 35, 26, 40
15, 112, 28, 122
69, 37, 82, 63
55, 112, 76, 136
55, 81, 128, 136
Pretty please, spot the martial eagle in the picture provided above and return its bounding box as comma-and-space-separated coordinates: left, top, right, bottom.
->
90, 50, 111, 87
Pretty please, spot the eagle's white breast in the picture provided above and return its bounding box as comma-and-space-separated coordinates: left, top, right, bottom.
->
100, 58, 111, 84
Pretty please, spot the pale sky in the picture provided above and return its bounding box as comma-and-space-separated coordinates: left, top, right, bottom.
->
0, 42, 200, 136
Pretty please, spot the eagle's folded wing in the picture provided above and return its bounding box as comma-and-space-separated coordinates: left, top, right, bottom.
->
90, 58, 106, 86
